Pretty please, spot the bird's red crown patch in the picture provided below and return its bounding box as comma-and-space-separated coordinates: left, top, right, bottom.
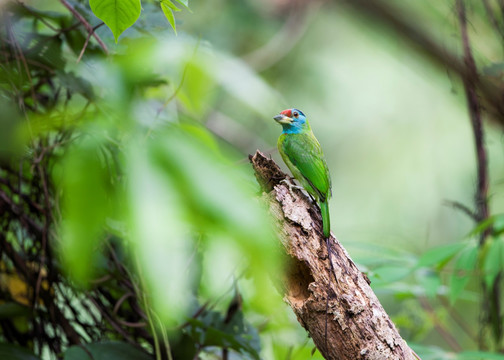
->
280, 109, 292, 117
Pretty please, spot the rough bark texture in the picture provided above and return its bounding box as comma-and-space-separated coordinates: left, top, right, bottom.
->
250, 150, 418, 360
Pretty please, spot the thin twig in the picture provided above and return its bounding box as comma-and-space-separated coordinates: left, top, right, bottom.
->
77, 22, 105, 63
59, 0, 108, 55
242, 1, 320, 72
15, 0, 59, 31
443, 199, 478, 221
418, 296, 462, 352
0, 189, 44, 235
0, 51, 55, 72
340, 0, 504, 127
482, 0, 504, 38
152, 311, 173, 360
153, 39, 201, 118
6, 19, 37, 111
113, 292, 135, 314
438, 295, 478, 342
116, 319, 147, 328
58, 21, 82, 34
0, 236, 82, 345
144, 40, 201, 140
88, 296, 138, 345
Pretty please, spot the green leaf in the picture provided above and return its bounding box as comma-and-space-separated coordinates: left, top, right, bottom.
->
457, 351, 504, 360
0, 98, 22, 156
177, 61, 215, 114
56, 71, 95, 100
128, 142, 193, 324
9, 2, 67, 21
173, 0, 190, 11
0, 303, 31, 319
449, 241, 479, 303
416, 242, 467, 269
482, 237, 504, 288
25, 35, 65, 70
161, 0, 181, 12
144, 125, 281, 314
64, 341, 152, 360
186, 310, 260, 360
410, 343, 451, 360
417, 270, 441, 298
372, 265, 411, 285
89, 0, 141, 43
468, 216, 497, 238
160, 0, 178, 34
0, 343, 40, 360
493, 214, 504, 235
56, 136, 112, 285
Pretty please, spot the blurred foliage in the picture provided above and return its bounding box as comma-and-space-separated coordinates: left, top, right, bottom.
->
64, 341, 154, 360
2, 0, 504, 359
0, 0, 293, 359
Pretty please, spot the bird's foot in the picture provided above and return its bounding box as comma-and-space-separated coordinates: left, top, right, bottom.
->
280, 178, 304, 192
279, 179, 316, 204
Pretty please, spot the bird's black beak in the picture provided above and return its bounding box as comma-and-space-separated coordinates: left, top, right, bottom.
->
273, 114, 293, 124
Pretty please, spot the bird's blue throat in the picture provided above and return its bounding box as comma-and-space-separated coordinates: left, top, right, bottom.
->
281, 121, 308, 134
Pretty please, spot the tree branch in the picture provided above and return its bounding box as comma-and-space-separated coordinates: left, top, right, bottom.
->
242, 2, 319, 72
456, 0, 489, 239
338, 0, 504, 128
250, 150, 418, 360
456, 1, 504, 349
482, 0, 504, 39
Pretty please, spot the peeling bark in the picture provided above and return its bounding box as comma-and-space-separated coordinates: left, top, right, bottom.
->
249, 150, 419, 360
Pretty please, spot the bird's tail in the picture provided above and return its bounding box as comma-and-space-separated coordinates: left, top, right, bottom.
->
320, 200, 330, 238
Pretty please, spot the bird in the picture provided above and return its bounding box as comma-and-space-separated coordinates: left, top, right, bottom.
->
273, 108, 332, 238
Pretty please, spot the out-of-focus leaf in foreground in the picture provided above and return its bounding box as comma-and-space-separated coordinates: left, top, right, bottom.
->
129, 124, 282, 323
128, 139, 193, 322
55, 133, 114, 285
53, 35, 284, 332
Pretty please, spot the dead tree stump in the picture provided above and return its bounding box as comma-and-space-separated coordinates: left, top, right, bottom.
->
250, 150, 418, 360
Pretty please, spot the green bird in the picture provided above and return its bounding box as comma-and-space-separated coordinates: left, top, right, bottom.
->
274, 108, 332, 238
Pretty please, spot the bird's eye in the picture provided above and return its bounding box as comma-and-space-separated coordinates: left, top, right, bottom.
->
293, 111, 299, 117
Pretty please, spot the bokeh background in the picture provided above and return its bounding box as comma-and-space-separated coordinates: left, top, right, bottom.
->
2, 0, 504, 359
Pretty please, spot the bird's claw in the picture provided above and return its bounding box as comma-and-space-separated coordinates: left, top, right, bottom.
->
279, 179, 316, 203
280, 178, 304, 192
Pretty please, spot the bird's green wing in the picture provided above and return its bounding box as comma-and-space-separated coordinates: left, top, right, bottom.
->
279, 132, 331, 201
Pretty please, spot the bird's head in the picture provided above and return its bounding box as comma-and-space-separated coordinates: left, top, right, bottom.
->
273, 108, 308, 133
